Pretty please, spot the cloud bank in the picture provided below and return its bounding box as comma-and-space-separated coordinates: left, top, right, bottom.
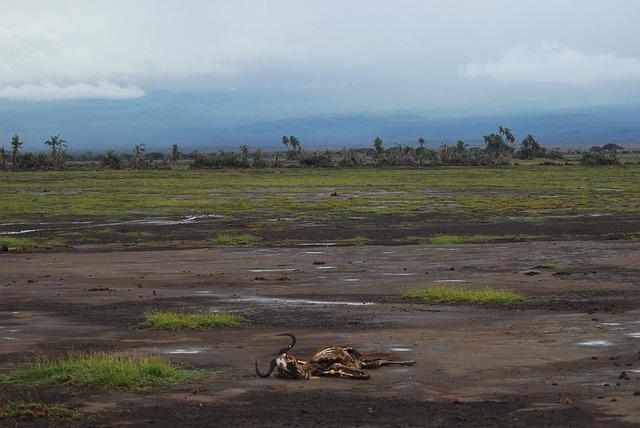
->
461, 42, 640, 84
0, 81, 144, 101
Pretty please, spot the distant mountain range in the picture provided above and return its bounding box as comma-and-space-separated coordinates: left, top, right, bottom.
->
1, 96, 639, 152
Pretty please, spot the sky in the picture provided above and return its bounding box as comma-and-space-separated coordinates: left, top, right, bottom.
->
2, 0, 640, 149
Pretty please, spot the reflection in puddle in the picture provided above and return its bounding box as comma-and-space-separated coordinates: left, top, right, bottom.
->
164, 347, 210, 355
390, 347, 413, 352
382, 273, 416, 276
226, 296, 374, 306
577, 340, 613, 347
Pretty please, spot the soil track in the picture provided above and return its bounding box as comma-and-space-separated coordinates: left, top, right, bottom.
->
2, 241, 640, 426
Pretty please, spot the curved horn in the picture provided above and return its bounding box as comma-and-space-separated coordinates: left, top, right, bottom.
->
277, 332, 296, 354
255, 358, 277, 378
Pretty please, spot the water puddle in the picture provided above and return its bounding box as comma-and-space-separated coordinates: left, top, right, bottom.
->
0, 229, 46, 235
303, 251, 325, 255
390, 347, 413, 352
226, 296, 374, 306
316, 266, 337, 270
596, 322, 622, 326
577, 340, 613, 347
164, 347, 210, 355
341, 279, 360, 282
382, 273, 416, 277
249, 268, 296, 273
1, 337, 16, 340
625, 332, 640, 338
299, 243, 338, 246
194, 291, 212, 294
434, 279, 468, 283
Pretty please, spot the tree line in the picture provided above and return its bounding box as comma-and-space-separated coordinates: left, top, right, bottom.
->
0, 127, 623, 171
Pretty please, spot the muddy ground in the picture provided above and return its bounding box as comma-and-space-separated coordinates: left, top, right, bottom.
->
1, 239, 640, 427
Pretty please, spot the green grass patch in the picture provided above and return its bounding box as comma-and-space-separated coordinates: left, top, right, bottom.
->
0, 401, 80, 420
533, 262, 561, 270
209, 234, 261, 246
402, 285, 526, 304
0, 236, 40, 249
140, 310, 246, 330
1, 352, 203, 389
428, 234, 496, 244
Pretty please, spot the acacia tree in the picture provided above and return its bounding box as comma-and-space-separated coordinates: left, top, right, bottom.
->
281, 136, 290, 150
43, 135, 67, 166
418, 136, 426, 151
372, 136, 384, 166
10, 135, 22, 167
132, 143, 146, 168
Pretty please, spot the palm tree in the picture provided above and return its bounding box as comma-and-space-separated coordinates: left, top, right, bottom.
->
499, 126, 516, 145
372, 136, 384, 166
0, 146, 6, 170
281, 136, 290, 150
455, 139, 468, 154
101, 150, 122, 170
171, 144, 180, 163
132, 144, 146, 168
289, 136, 301, 155
520, 134, 540, 159
240, 144, 251, 166
43, 135, 67, 165
10, 135, 22, 166
417, 137, 426, 151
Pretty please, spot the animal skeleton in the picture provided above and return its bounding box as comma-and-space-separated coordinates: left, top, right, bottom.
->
255, 333, 415, 380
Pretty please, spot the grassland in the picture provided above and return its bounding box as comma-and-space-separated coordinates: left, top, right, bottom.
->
402, 285, 526, 304
1, 165, 638, 249
1, 166, 638, 221
141, 310, 247, 330
1, 353, 203, 389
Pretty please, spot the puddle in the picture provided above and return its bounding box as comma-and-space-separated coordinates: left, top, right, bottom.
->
577, 340, 613, 347
628, 369, 640, 373
0, 229, 46, 235
434, 279, 468, 283
249, 268, 296, 273
625, 333, 640, 338
226, 296, 374, 306
341, 279, 360, 282
299, 243, 338, 246
194, 291, 212, 294
1, 337, 17, 340
303, 251, 325, 255
316, 266, 337, 270
164, 347, 210, 355
596, 322, 622, 326
390, 347, 413, 352
381, 273, 416, 276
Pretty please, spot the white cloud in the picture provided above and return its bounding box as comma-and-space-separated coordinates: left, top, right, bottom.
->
0, 81, 145, 101
461, 42, 640, 83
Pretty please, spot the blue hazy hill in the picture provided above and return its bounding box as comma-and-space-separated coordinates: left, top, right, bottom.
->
1, 93, 639, 152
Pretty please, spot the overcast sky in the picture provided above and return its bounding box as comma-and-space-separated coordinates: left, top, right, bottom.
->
2, 0, 640, 120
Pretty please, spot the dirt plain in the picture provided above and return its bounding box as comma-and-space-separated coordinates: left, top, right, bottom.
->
1, 167, 640, 426
1, 237, 640, 426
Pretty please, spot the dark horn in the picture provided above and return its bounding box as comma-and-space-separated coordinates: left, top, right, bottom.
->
277, 332, 296, 354
255, 358, 277, 378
